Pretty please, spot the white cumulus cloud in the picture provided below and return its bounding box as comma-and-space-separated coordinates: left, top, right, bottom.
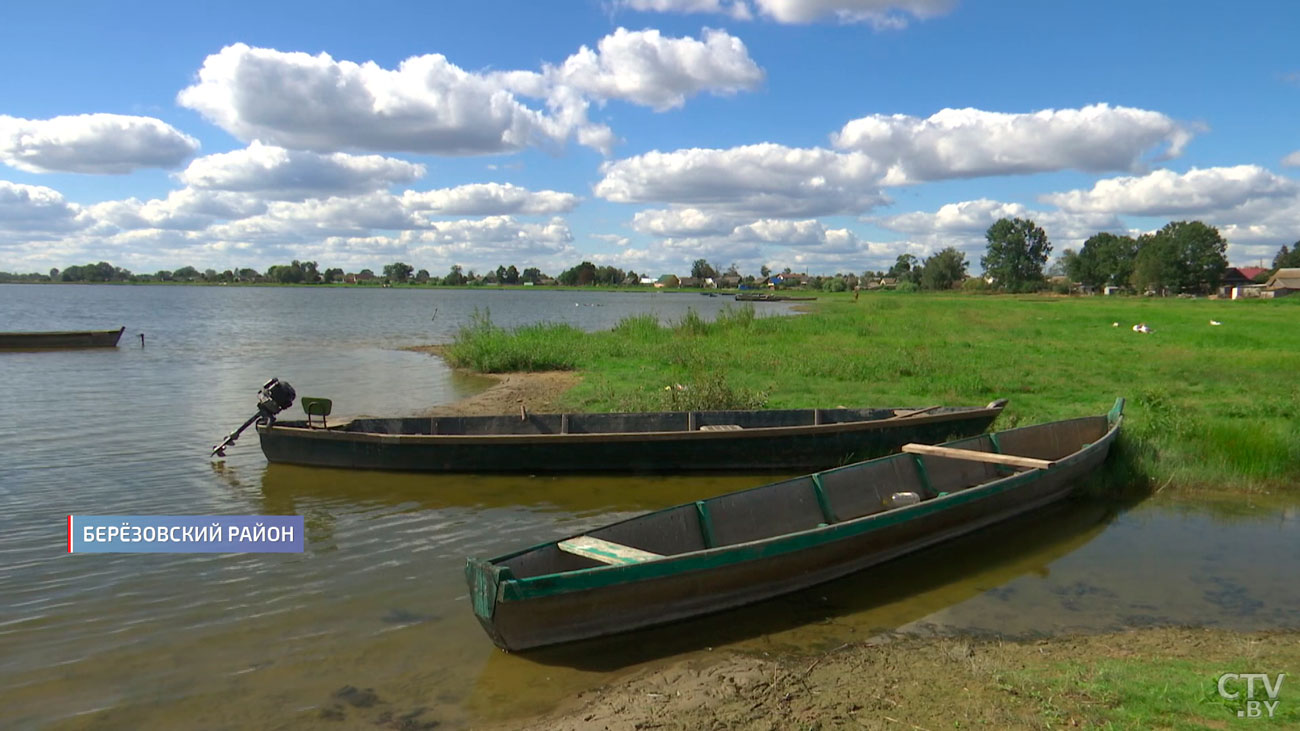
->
401, 182, 579, 216
551, 27, 763, 111
621, 0, 953, 27
591, 233, 632, 246
88, 189, 266, 232
177, 32, 762, 157
620, 0, 753, 20
178, 43, 580, 155
0, 181, 89, 241
0, 114, 199, 174
833, 104, 1194, 184
631, 207, 744, 236
1041, 166, 1297, 216
179, 141, 424, 200
596, 143, 887, 217
753, 0, 955, 26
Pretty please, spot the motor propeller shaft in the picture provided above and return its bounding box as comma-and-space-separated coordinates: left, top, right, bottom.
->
210, 378, 296, 458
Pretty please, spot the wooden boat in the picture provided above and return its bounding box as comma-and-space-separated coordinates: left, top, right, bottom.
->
256, 400, 1007, 473
734, 293, 817, 302
466, 398, 1124, 650
0, 327, 125, 350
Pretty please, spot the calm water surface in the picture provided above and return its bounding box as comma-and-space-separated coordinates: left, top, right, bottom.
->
0, 284, 1296, 729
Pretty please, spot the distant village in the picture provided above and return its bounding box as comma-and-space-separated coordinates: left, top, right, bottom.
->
5, 218, 1300, 299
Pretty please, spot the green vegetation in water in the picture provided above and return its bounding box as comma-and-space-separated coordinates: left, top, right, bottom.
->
441, 294, 1300, 493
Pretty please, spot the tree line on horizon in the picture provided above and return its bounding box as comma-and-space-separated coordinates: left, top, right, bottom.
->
4, 219, 1294, 293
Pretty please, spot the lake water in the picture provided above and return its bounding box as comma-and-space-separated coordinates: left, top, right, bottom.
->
1, 284, 1296, 729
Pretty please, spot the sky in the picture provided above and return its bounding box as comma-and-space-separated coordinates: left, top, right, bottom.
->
2, 0, 1298, 278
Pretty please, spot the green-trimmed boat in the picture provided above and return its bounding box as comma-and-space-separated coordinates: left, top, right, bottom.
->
466, 399, 1124, 651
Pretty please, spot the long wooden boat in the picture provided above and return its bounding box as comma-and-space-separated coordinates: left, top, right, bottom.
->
734, 293, 817, 301
256, 400, 1007, 473
466, 398, 1124, 650
0, 327, 125, 350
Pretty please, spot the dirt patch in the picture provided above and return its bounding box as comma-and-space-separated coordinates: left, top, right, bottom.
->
405, 346, 581, 416
423, 371, 580, 417
498, 627, 1300, 730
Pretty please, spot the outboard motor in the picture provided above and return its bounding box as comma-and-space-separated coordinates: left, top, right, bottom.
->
211, 378, 296, 457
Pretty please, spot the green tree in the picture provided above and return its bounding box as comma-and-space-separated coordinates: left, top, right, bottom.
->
691, 259, 718, 280
383, 261, 414, 283
504, 265, 520, 285
594, 265, 624, 285
1068, 232, 1138, 290
558, 261, 597, 285
886, 254, 921, 285
1132, 221, 1227, 294
1273, 243, 1300, 269
172, 265, 201, 281
521, 267, 542, 284
919, 247, 968, 291
322, 267, 344, 283
443, 265, 466, 286
415, 268, 430, 283
981, 218, 1052, 292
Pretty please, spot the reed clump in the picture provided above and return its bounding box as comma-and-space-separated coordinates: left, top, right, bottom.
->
443, 309, 585, 372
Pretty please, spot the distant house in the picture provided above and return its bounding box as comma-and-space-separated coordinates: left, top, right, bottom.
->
1263, 268, 1300, 298
640, 276, 657, 286
677, 277, 701, 288
717, 274, 741, 289
1221, 268, 1266, 299
539, 277, 558, 286
772, 272, 810, 288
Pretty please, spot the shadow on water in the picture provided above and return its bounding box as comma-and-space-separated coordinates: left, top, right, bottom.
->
512, 494, 1134, 673
248, 462, 785, 516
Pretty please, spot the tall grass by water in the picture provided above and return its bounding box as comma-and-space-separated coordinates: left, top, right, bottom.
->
443, 295, 1300, 492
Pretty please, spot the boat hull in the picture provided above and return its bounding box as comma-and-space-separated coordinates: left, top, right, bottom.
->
0, 327, 125, 350
257, 407, 1002, 473
468, 404, 1122, 650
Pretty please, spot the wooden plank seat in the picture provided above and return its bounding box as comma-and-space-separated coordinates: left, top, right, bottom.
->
891, 405, 941, 419
901, 443, 1054, 469
558, 536, 664, 565
698, 424, 743, 431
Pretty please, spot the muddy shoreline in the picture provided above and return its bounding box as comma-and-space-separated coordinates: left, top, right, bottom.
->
493, 627, 1300, 729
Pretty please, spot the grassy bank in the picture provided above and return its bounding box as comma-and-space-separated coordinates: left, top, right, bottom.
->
443, 294, 1300, 492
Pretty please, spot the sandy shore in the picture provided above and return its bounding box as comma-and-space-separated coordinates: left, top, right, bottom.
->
497, 627, 1300, 730
407, 345, 581, 416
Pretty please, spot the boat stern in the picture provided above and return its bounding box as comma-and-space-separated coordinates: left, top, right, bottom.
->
465, 558, 514, 648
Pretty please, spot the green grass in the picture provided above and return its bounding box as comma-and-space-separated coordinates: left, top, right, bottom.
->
442, 293, 1300, 492
1000, 650, 1300, 728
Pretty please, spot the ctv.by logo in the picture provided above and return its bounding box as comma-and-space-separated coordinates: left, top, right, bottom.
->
1216, 673, 1285, 719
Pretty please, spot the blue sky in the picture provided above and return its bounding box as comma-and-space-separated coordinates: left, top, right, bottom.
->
2, 0, 1298, 277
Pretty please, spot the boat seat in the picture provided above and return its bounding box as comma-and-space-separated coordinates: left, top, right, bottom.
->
302, 397, 333, 428
558, 536, 663, 565
901, 443, 1054, 469
698, 424, 743, 431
